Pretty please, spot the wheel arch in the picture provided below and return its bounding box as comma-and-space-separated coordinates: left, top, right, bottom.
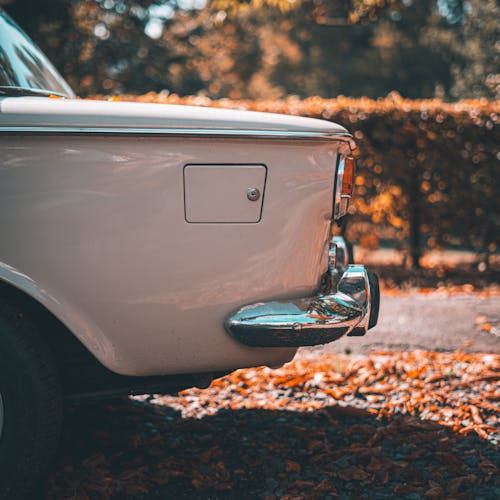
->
0, 261, 116, 373
0, 264, 218, 400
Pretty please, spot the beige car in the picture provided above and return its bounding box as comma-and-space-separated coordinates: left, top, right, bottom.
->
0, 10, 379, 498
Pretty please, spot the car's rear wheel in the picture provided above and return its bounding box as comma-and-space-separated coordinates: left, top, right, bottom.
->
0, 300, 63, 499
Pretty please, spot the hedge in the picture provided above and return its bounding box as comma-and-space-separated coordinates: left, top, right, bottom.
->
95, 93, 499, 267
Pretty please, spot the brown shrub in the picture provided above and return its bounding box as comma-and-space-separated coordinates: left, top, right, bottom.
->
93, 93, 499, 266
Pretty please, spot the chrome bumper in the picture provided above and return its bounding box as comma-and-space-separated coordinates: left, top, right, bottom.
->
225, 237, 379, 347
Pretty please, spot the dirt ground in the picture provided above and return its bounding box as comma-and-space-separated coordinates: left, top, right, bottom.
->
307, 292, 500, 356
44, 259, 499, 499
46, 350, 499, 499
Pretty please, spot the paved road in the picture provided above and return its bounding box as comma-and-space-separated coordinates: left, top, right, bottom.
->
301, 293, 500, 355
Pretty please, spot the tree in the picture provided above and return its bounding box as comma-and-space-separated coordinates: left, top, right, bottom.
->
210, 0, 400, 23
1, 1, 210, 94
1, 0, 497, 99
425, 0, 500, 99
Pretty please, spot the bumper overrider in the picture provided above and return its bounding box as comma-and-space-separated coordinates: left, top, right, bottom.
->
225, 237, 380, 347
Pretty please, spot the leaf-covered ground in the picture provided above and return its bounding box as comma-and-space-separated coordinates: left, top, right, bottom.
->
47, 351, 499, 499
371, 262, 500, 296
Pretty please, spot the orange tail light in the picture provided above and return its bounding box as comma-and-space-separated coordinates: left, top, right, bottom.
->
342, 156, 356, 197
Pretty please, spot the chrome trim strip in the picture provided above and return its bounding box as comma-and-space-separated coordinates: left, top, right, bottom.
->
334, 155, 347, 219
0, 126, 354, 141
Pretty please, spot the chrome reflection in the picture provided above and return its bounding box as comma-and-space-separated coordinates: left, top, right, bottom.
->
0, 126, 353, 143
329, 235, 352, 276
225, 264, 378, 347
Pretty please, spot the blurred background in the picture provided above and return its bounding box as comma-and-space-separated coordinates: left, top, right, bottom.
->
1, 0, 499, 280
2, 0, 498, 100
1, 4, 498, 496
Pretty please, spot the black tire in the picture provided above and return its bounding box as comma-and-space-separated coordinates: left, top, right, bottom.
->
0, 300, 62, 499
367, 270, 380, 329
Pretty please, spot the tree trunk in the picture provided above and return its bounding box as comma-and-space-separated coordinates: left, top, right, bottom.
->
409, 166, 421, 269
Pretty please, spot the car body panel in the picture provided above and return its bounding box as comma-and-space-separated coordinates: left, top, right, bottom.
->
0, 130, 342, 376
0, 13, 374, 380
0, 96, 348, 136
184, 164, 267, 223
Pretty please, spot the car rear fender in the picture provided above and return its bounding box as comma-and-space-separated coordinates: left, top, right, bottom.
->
0, 261, 115, 366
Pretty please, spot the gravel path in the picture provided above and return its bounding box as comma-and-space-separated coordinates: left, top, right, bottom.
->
303, 293, 500, 356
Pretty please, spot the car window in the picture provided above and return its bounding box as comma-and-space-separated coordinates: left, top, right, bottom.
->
0, 10, 75, 97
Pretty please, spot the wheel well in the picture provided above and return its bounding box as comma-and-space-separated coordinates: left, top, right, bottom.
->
0, 280, 103, 392
0, 280, 219, 400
